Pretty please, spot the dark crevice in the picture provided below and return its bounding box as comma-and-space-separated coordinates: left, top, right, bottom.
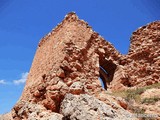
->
99, 60, 117, 90
62, 115, 71, 120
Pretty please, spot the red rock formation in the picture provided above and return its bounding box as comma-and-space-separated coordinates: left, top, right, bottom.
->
13, 12, 122, 115
109, 21, 160, 90
125, 21, 160, 87
1, 12, 159, 120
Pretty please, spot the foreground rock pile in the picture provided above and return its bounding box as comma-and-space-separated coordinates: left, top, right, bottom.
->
0, 13, 159, 120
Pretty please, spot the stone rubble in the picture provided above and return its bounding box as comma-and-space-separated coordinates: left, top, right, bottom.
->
60, 94, 136, 120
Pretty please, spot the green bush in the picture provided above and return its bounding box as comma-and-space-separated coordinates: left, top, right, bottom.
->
108, 83, 160, 103
141, 97, 160, 104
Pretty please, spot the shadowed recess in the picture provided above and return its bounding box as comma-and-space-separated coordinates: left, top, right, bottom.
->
99, 60, 117, 90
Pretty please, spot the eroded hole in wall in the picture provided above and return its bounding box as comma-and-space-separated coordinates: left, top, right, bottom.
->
99, 66, 109, 90
99, 60, 117, 90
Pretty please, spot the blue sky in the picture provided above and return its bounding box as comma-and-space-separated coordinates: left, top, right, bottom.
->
0, 0, 159, 114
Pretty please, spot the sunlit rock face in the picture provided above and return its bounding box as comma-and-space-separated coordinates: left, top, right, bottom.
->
13, 12, 122, 115
123, 21, 160, 87
109, 21, 160, 90
1, 12, 159, 120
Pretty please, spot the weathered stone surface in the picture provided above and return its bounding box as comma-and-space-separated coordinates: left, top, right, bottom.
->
0, 113, 13, 120
1, 13, 159, 119
60, 94, 137, 120
141, 88, 160, 99
121, 21, 160, 87
69, 81, 84, 95
13, 12, 121, 116
11, 101, 63, 120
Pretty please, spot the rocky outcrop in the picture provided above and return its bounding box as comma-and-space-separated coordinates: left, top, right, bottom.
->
1, 12, 159, 119
13, 12, 122, 116
0, 113, 12, 120
141, 88, 160, 99
109, 21, 160, 90
12, 101, 63, 120
123, 21, 160, 87
60, 94, 135, 120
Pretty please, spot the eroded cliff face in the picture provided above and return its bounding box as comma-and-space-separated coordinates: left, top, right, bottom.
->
124, 21, 160, 87
12, 13, 124, 119
109, 21, 160, 90
1, 13, 159, 120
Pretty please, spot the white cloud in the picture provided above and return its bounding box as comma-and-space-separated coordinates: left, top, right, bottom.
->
0, 80, 7, 85
13, 72, 29, 85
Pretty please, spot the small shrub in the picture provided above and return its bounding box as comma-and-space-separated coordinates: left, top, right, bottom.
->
141, 97, 160, 104
130, 106, 145, 114
108, 83, 160, 103
124, 88, 145, 103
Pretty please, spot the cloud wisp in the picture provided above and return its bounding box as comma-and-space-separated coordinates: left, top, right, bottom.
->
0, 80, 7, 84
0, 72, 28, 85
13, 72, 28, 85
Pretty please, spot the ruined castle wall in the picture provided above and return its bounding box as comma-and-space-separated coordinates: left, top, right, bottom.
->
25, 14, 92, 87
12, 13, 124, 118
124, 21, 160, 86
9, 13, 160, 119
21, 13, 103, 104
23, 13, 122, 93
